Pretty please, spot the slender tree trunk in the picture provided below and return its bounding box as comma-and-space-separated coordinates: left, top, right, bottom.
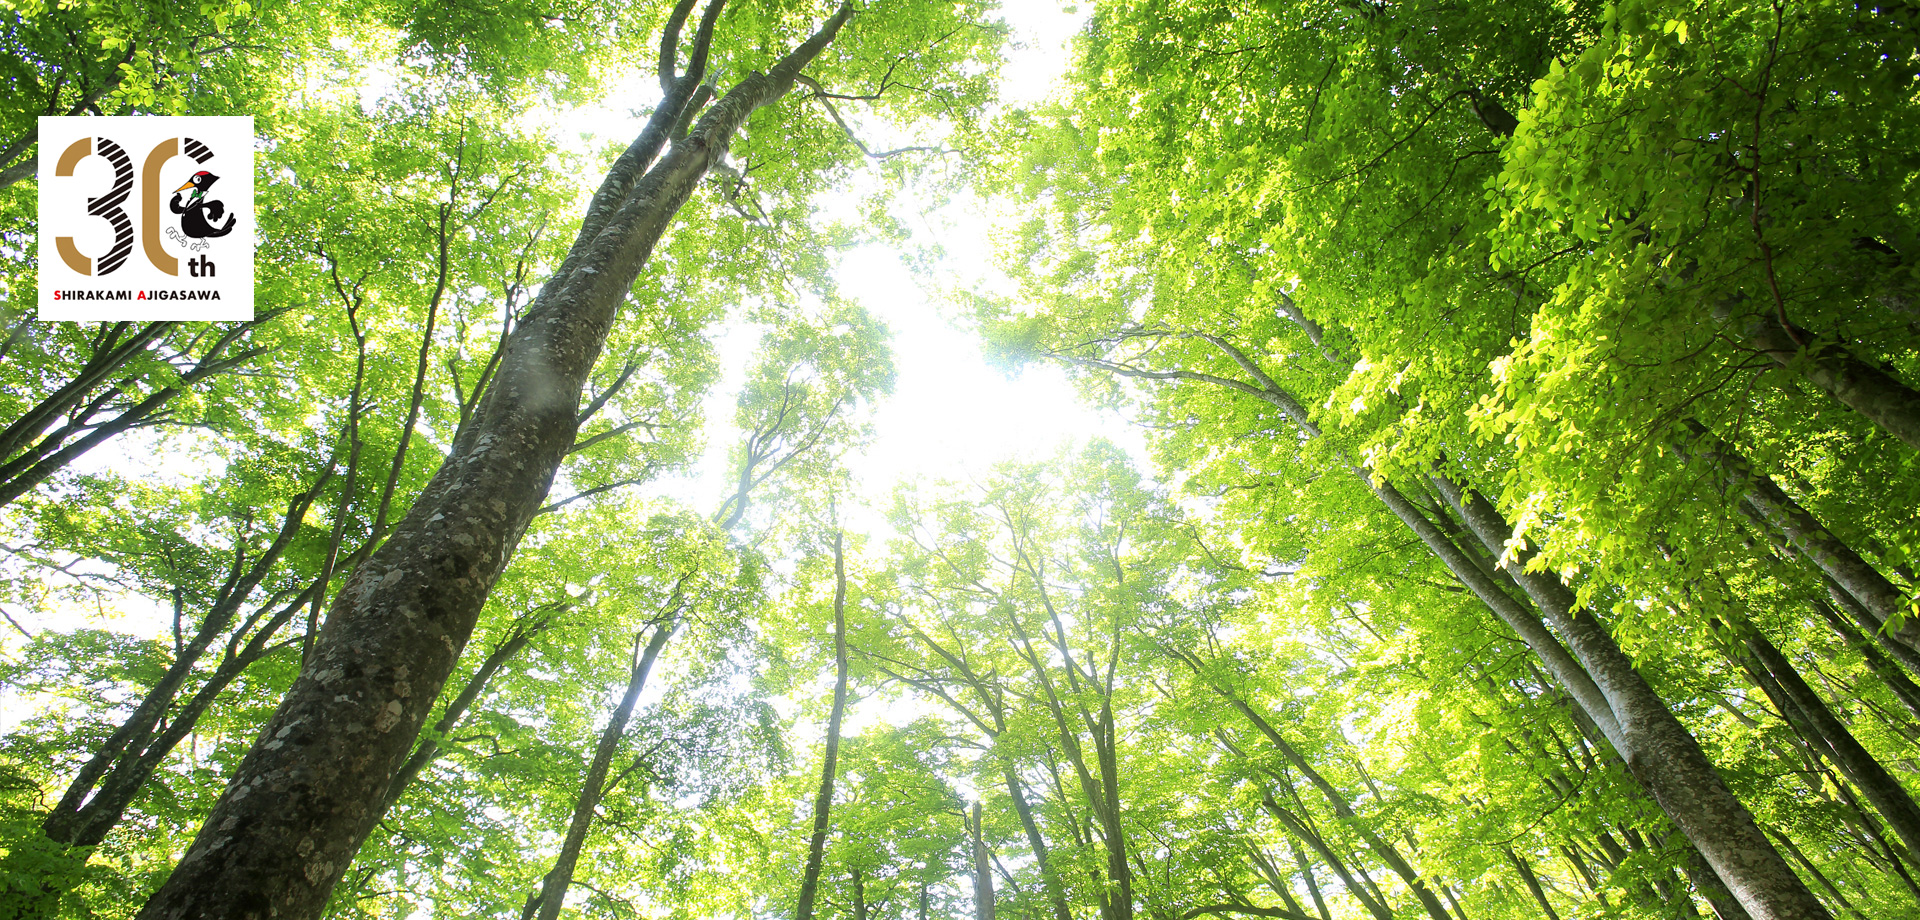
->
0, 320, 270, 510
1736, 624, 1920, 862
384, 613, 554, 811
1810, 598, 1920, 722
1075, 313, 1827, 917
795, 530, 851, 920
1503, 849, 1563, 920
1004, 766, 1073, 920
1822, 576, 1920, 678
972, 802, 996, 920
0, 321, 170, 461
1183, 655, 1451, 920
1004, 598, 1134, 920
523, 620, 677, 920
1682, 421, 1920, 654
1721, 306, 1920, 451
133, 5, 854, 917
1255, 790, 1393, 920
1290, 838, 1334, 920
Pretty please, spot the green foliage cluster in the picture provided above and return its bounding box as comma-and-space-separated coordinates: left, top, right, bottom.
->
2, 0, 1919, 919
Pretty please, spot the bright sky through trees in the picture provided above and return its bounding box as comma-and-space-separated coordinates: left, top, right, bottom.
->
2, 0, 1917, 918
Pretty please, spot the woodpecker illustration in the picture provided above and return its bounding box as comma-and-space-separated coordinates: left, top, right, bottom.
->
170, 170, 237, 238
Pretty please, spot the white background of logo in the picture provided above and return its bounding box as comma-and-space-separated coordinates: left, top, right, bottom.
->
37, 116, 254, 321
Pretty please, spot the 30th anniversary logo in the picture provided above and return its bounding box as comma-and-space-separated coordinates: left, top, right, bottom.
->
37, 116, 254, 321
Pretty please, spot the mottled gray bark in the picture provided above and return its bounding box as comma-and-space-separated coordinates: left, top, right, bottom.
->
132, 5, 853, 917
383, 610, 557, 811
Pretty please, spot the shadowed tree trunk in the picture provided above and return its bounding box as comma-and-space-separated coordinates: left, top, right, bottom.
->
132, 3, 856, 917
1680, 421, 1920, 656
1733, 620, 1920, 863
1718, 306, 1920, 452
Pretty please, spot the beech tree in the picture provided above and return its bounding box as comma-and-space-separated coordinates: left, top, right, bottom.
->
4, 1, 1917, 919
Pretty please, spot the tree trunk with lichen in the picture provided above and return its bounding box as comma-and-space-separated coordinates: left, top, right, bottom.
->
132, 5, 853, 918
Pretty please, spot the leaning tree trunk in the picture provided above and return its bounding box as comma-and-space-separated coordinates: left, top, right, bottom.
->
1735, 622, 1920, 863
1426, 476, 1830, 920
1680, 421, 1920, 655
133, 5, 854, 918
1720, 306, 1920, 452
1070, 326, 1829, 919
523, 620, 677, 920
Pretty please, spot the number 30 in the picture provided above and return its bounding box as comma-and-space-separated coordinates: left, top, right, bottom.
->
54, 136, 209, 278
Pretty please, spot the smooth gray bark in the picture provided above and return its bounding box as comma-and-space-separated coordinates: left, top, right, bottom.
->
1725, 308, 1920, 452
1430, 477, 1830, 920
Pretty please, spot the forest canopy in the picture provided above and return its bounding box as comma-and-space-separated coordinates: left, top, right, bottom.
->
0, 1, 1916, 919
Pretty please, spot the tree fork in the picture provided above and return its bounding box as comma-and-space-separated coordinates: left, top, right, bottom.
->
132, 5, 855, 917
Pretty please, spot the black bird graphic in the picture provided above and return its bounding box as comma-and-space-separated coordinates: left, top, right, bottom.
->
171, 170, 236, 238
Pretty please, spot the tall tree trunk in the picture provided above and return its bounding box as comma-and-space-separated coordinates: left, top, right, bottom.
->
1174, 650, 1451, 920
1810, 598, 1920, 722
1821, 575, 1920, 679
1720, 306, 1920, 451
133, 5, 855, 917
1428, 475, 1831, 920
522, 619, 677, 920
1503, 849, 1563, 920
795, 530, 851, 920
1735, 623, 1920, 863
972, 802, 996, 920
1290, 839, 1334, 920
1004, 765, 1073, 920
1681, 421, 1919, 654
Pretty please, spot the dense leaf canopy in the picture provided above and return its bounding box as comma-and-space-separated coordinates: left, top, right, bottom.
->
1, 0, 1917, 919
